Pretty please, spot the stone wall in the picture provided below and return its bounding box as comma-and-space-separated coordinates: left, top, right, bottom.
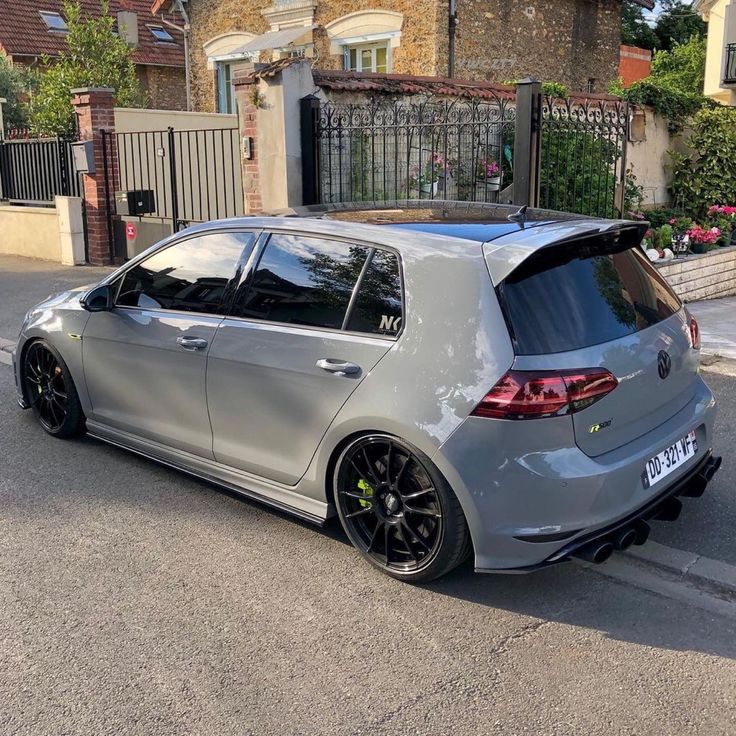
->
657, 247, 736, 302
138, 66, 188, 111
186, 0, 624, 112
450, 0, 622, 92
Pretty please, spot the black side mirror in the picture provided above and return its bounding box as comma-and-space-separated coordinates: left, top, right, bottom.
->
81, 284, 113, 312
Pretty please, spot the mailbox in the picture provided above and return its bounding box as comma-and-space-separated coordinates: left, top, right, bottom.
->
115, 189, 156, 216
70, 140, 96, 174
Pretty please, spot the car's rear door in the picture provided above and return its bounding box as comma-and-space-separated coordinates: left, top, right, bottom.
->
493, 230, 699, 457
82, 230, 256, 458
206, 231, 403, 485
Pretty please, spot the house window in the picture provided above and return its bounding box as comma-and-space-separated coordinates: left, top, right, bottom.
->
39, 11, 68, 33
344, 42, 390, 73
148, 25, 176, 43
587, 78, 596, 94
216, 62, 236, 114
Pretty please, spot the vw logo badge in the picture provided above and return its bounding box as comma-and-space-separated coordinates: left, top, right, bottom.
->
657, 350, 672, 379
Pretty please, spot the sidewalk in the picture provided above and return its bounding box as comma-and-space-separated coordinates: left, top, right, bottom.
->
687, 297, 736, 360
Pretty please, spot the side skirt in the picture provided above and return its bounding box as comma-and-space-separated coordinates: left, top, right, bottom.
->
86, 421, 328, 526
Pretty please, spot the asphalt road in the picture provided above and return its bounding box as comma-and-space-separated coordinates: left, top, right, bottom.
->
1, 256, 736, 735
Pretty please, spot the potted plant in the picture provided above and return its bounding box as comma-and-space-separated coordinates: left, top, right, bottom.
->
707, 205, 736, 246
476, 157, 502, 191
686, 224, 721, 254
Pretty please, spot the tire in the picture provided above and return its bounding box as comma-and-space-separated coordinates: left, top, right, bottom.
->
334, 434, 471, 583
23, 340, 86, 439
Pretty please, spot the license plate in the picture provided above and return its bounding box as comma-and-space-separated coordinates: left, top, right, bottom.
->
641, 431, 698, 490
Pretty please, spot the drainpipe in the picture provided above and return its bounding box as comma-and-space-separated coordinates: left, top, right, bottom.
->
448, 0, 457, 78
159, 0, 192, 111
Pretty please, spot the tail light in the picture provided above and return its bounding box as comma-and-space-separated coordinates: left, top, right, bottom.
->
686, 308, 701, 350
470, 369, 618, 420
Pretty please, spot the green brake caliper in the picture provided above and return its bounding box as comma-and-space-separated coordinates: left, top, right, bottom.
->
357, 478, 374, 508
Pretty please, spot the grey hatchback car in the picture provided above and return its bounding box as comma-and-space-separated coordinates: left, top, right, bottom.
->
13, 202, 721, 582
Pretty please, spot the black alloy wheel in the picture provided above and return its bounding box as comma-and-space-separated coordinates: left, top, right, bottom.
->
334, 435, 470, 582
23, 341, 85, 438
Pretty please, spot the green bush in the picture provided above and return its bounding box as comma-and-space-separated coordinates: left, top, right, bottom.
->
670, 106, 736, 220
0, 56, 36, 130
540, 129, 619, 217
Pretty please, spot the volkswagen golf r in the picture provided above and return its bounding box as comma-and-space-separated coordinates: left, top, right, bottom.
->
13, 202, 721, 582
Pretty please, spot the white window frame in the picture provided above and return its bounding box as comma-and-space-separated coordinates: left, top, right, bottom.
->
343, 41, 391, 73
216, 61, 237, 114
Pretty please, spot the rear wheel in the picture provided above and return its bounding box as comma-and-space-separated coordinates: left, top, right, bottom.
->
334, 435, 471, 582
23, 341, 85, 438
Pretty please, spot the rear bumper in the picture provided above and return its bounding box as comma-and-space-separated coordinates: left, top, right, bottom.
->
477, 451, 721, 573
433, 376, 717, 572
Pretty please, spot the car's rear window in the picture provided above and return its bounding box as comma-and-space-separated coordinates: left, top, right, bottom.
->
497, 241, 682, 355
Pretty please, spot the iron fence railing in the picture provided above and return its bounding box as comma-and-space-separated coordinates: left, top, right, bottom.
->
309, 96, 516, 206
0, 137, 80, 204
539, 97, 629, 219
724, 43, 736, 84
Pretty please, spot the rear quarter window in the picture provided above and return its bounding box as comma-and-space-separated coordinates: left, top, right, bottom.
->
497, 243, 682, 355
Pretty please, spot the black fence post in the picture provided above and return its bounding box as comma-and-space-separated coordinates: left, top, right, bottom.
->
167, 126, 179, 232
512, 78, 542, 208
300, 95, 321, 206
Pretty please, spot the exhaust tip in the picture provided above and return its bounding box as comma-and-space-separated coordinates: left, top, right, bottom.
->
632, 520, 650, 545
613, 527, 638, 551
573, 541, 614, 565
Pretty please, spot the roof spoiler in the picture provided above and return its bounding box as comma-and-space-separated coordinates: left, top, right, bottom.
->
483, 220, 649, 285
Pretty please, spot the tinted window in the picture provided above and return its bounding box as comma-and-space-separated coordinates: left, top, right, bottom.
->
116, 232, 252, 314
346, 249, 402, 335
233, 234, 369, 330
498, 244, 681, 355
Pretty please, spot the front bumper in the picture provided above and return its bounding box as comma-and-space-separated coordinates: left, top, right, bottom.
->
433, 376, 717, 572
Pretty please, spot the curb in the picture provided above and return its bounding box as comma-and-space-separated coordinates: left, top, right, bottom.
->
624, 541, 736, 599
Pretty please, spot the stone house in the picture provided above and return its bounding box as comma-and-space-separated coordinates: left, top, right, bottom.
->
151, 0, 653, 113
0, 0, 187, 111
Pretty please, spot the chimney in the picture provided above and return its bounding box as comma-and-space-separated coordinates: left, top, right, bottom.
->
117, 11, 139, 47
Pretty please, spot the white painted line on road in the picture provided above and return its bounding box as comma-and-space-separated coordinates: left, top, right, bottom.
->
0, 352, 11, 366
0, 336, 15, 366
0, 337, 15, 351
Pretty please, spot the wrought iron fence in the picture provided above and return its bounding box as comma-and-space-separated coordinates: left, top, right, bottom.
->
307, 89, 629, 218
104, 126, 244, 233
0, 137, 80, 204
539, 97, 629, 218
310, 96, 516, 205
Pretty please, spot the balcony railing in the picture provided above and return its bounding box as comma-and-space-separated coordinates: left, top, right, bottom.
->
725, 43, 736, 85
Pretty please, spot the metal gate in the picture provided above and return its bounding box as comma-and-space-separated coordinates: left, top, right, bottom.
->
540, 96, 629, 218
305, 84, 629, 218
102, 126, 244, 234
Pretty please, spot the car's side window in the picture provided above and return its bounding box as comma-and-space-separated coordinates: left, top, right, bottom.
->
345, 249, 403, 336
231, 233, 370, 330
116, 231, 254, 314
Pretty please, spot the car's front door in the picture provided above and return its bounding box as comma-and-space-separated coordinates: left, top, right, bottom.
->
206, 231, 404, 485
82, 230, 256, 458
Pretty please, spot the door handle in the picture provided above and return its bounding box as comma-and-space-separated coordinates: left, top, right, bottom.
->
177, 335, 209, 351
316, 358, 361, 376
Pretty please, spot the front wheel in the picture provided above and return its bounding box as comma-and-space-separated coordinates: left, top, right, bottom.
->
23, 340, 86, 438
334, 435, 471, 582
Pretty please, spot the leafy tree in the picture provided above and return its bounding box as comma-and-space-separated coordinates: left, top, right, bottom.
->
621, 3, 658, 50
0, 56, 36, 131
654, 0, 706, 51
28, 0, 145, 137
650, 34, 706, 96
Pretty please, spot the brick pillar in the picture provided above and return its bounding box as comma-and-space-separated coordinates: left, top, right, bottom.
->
233, 70, 262, 214
70, 87, 117, 265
